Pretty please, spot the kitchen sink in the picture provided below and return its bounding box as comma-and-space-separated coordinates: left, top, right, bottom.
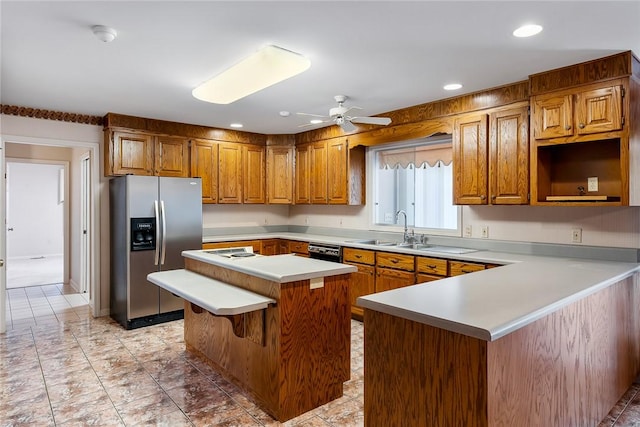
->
347, 239, 398, 246
418, 245, 478, 254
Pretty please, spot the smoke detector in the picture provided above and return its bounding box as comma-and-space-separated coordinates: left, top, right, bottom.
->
92, 25, 117, 43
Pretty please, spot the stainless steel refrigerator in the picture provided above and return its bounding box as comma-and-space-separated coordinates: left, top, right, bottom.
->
110, 175, 202, 329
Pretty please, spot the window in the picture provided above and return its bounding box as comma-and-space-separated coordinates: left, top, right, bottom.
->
370, 136, 460, 236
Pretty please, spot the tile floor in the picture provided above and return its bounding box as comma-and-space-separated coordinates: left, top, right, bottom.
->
1, 283, 640, 426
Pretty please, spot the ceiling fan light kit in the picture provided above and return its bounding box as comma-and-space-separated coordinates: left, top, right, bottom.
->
92, 25, 117, 43
297, 95, 392, 132
192, 45, 311, 104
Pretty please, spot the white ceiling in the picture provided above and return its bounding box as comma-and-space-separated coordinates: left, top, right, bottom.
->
2, 1, 639, 135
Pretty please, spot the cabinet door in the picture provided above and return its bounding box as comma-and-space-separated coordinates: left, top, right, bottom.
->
267, 146, 294, 204
489, 107, 529, 205
294, 144, 311, 204
218, 143, 243, 203
453, 114, 489, 204
111, 131, 154, 176
190, 139, 218, 203
328, 138, 348, 204
155, 136, 190, 177
375, 267, 415, 292
449, 261, 485, 276
346, 263, 375, 319
261, 239, 279, 255
310, 141, 328, 204
575, 85, 622, 135
532, 93, 573, 139
278, 240, 290, 254
243, 144, 265, 204
416, 273, 444, 284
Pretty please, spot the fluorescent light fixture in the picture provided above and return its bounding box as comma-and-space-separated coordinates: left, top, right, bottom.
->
192, 45, 311, 104
444, 83, 462, 91
230, 123, 243, 128
513, 24, 543, 38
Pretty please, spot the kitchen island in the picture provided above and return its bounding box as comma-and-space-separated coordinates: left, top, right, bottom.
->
149, 250, 356, 422
357, 259, 640, 426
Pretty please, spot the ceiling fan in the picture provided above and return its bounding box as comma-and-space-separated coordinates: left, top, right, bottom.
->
297, 95, 392, 132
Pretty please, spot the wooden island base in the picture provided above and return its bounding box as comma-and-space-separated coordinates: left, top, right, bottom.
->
364, 275, 640, 426
183, 258, 351, 422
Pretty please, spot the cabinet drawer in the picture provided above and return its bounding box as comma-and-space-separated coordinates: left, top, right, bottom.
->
416, 256, 448, 276
288, 240, 309, 255
343, 248, 375, 265
416, 273, 445, 284
203, 240, 262, 254
376, 252, 415, 272
449, 261, 485, 276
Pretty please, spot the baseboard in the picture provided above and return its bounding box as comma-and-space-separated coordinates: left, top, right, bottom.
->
68, 278, 80, 292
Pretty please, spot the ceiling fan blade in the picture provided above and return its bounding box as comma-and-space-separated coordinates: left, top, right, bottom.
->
341, 105, 362, 116
296, 112, 329, 118
298, 119, 332, 128
339, 120, 357, 133
350, 116, 392, 126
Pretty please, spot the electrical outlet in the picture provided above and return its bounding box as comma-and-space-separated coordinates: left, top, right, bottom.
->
264, 218, 268, 225
572, 228, 582, 243
481, 226, 489, 238
464, 225, 472, 238
588, 177, 598, 192
304, 217, 309, 225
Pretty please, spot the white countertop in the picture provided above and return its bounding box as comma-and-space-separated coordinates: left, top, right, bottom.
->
182, 250, 356, 283
201, 232, 640, 342
147, 269, 276, 316
357, 259, 640, 341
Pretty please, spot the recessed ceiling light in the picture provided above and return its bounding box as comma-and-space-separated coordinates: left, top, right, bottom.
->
192, 45, 311, 104
310, 119, 323, 124
279, 111, 291, 117
513, 24, 543, 38
230, 123, 243, 128
443, 83, 462, 91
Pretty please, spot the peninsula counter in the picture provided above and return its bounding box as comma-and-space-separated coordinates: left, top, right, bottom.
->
357, 259, 640, 426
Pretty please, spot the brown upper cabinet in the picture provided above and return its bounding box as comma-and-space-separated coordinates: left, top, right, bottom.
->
295, 137, 365, 205
528, 51, 639, 206
267, 146, 294, 204
532, 84, 622, 140
243, 144, 266, 204
294, 143, 311, 204
453, 104, 530, 206
190, 139, 218, 204
106, 131, 189, 177
218, 142, 243, 203
453, 113, 488, 205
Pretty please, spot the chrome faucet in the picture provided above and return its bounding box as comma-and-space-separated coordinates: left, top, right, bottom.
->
396, 210, 409, 243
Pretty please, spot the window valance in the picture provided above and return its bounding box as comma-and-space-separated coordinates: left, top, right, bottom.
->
377, 143, 452, 169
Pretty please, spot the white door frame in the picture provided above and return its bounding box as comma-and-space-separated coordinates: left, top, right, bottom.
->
0, 141, 5, 333
80, 153, 91, 294
0, 135, 102, 332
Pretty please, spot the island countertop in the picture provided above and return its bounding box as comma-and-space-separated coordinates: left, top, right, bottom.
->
357, 258, 640, 341
182, 250, 356, 283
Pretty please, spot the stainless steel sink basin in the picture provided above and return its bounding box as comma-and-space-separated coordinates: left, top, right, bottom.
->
418, 245, 478, 254
347, 239, 397, 246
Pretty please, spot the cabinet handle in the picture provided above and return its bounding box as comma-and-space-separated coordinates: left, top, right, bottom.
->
462, 269, 474, 274
565, 125, 572, 130
480, 195, 486, 200
491, 195, 496, 200
428, 264, 437, 269
391, 259, 398, 264
355, 255, 362, 259
578, 123, 585, 129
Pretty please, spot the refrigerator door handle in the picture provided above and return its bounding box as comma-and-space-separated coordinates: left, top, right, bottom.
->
160, 200, 167, 265
154, 200, 161, 266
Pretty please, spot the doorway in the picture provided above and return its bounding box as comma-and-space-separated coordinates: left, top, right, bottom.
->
6, 161, 66, 289
0, 135, 101, 334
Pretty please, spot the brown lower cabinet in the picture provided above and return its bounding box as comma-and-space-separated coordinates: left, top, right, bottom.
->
343, 248, 376, 320
375, 252, 416, 293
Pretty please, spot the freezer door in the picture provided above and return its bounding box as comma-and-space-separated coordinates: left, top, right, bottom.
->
126, 176, 161, 320
158, 177, 202, 312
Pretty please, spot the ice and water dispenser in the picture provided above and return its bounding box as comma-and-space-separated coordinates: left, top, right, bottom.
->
130, 217, 156, 251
